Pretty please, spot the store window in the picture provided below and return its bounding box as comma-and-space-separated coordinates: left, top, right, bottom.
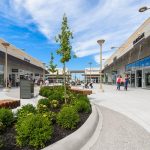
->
126, 56, 150, 71
0, 65, 4, 87
145, 73, 150, 86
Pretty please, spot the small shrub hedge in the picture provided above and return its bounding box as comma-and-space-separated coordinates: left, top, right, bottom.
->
16, 104, 36, 119
16, 114, 53, 149
0, 108, 14, 127
57, 106, 80, 129
40, 86, 64, 101
42, 111, 57, 123
0, 122, 5, 133
73, 100, 91, 113
38, 98, 50, 108
0, 136, 4, 149
37, 104, 49, 113
50, 100, 59, 109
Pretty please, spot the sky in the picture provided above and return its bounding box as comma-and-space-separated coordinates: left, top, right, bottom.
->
0, 0, 149, 71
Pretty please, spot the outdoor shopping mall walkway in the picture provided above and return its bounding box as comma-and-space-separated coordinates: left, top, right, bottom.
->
0, 84, 150, 149
89, 84, 150, 150
91, 106, 150, 150
89, 84, 150, 133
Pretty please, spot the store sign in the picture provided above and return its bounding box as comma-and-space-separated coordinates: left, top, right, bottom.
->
12, 69, 18, 72
24, 58, 30, 63
133, 32, 144, 45
35, 73, 40, 76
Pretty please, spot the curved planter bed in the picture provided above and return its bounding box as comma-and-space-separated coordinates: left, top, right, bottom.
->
42, 104, 102, 150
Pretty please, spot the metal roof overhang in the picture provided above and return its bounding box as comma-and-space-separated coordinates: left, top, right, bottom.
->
0, 51, 48, 73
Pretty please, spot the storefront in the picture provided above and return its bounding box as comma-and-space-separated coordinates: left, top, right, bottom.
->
0, 39, 47, 88
0, 65, 4, 87
126, 56, 150, 89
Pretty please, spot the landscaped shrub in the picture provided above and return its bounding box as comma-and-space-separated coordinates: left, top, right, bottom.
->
68, 92, 77, 102
37, 104, 49, 113
38, 98, 50, 108
16, 104, 36, 119
48, 88, 64, 101
0, 108, 14, 127
61, 103, 71, 108
0, 122, 5, 133
0, 136, 4, 150
73, 100, 91, 113
16, 114, 53, 149
42, 111, 57, 123
77, 94, 88, 101
50, 100, 59, 109
39, 86, 52, 97
40, 86, 64, 101
57, 106, 80, 129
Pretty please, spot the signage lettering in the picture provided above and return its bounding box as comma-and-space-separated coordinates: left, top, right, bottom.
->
24, 58, 30, 63
133, 33, 144, 45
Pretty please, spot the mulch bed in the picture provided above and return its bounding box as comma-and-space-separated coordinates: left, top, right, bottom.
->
1, 112, 91, 150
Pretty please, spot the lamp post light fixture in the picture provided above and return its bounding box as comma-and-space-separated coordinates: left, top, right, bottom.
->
139, 6, 150, 12
88, 62, 92, 83
97, 39, 105, 92
111, 46, 124, 49
1, 42, 10, 91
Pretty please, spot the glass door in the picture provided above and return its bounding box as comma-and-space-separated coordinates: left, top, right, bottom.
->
136, 70, 142, 87
131, 71, 135, 87
145, 72, 150, 88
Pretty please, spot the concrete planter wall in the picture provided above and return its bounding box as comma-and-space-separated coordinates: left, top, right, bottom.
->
42, 104, 103, 150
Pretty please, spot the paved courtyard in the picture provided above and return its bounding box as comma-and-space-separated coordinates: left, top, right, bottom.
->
88, 84, 150, 150
0, 84, 150, 149
0, 86, 42, 112
89, 84, 150, 133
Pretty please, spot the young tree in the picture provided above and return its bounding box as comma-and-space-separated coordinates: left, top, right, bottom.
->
49, 52, 57, 85
55, 14, 74, 103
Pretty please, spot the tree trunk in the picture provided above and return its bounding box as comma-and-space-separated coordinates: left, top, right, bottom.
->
63, 63, 67, 103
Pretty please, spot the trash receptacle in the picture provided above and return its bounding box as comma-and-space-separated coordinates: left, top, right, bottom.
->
20, 80, 34, 99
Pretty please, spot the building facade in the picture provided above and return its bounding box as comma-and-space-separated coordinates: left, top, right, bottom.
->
45, 68, 71, 83
103, 18, 150, 89
84, 68, 100, 83
0, 39, 46, 87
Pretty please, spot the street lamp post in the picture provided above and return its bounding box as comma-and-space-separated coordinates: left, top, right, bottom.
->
139, 6, 150, 12
97, 39, 105, 92
2, 42, 10, 91
88, 62, 92, 83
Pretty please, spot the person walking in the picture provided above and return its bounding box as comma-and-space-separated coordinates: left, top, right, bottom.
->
116, 75, 121, 90
124, 75, 129, 91
45, 79, 49, 86
89, 82, 93, 88
16, 77, 20, 87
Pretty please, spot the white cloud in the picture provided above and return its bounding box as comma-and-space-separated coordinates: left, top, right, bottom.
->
0, 0, 149, 63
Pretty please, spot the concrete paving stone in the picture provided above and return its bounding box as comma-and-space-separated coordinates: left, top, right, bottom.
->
89, 84, 150, 133
91, 106, 150, 150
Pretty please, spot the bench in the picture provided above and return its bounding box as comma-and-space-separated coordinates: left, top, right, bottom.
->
70, 88, 92, 95
0, 100, 20, 109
